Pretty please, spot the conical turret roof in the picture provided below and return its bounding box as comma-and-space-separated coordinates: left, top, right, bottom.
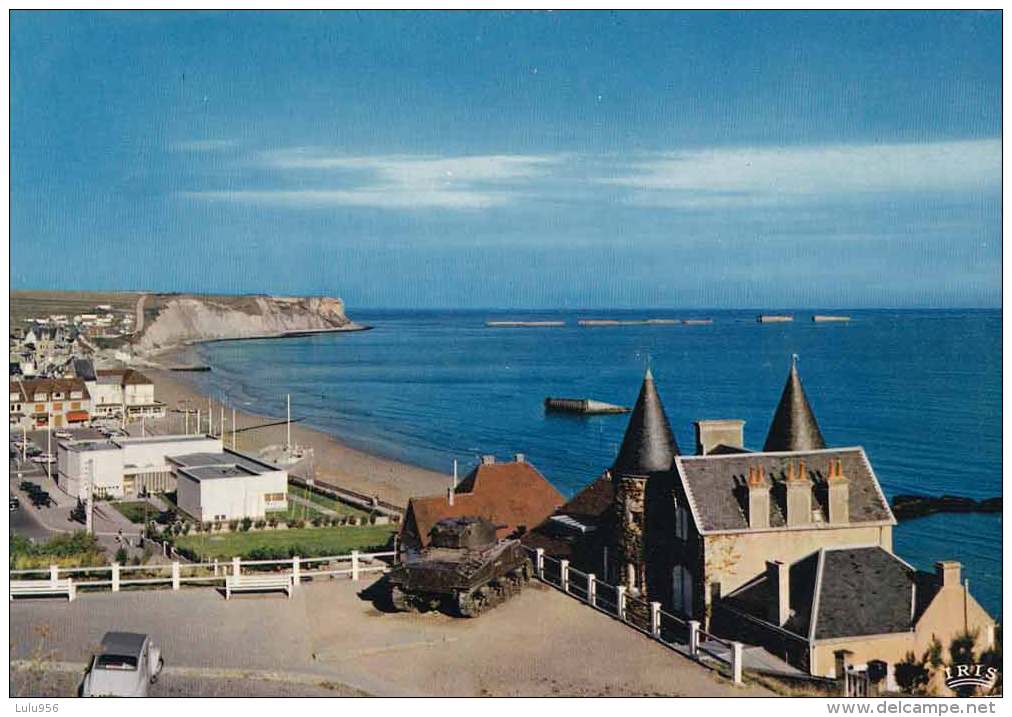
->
612, 367, 679, 476
763, 356, 826, 452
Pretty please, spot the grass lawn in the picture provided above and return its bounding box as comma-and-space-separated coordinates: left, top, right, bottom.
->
268, 499, 329, 523
175, 524, 396, 560
110, 500, 158, 524
289, 485, 371, 519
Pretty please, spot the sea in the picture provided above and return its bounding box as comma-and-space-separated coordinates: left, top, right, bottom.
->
183, 308, 1002, 618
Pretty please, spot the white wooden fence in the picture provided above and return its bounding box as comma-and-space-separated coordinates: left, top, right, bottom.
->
528, 547, 744, 685
9, 550, 396, 593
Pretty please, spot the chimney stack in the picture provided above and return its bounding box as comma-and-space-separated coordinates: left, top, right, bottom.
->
747, 465, 770, 529
766, 560, 790, 626
935, 560, 962, 588
827, 458, 850, 524
786, 460, 811, 527
480, 455, 496, 465
514, 453, 526, 464
694, 419, 745, 456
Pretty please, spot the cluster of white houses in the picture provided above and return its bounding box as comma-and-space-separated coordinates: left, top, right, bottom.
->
9, 367, 165, 430
55, 433, 288, 522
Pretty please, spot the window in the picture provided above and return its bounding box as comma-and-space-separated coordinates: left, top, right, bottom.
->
71, 402, 80, 410
676, 506, 689, 541
672, 565, 693, 614
631, 510, 644, 528
52, 402, 63, 411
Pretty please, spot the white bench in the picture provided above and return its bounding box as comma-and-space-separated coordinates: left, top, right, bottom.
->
10, 578, 76, 602
225, 573, 293, 599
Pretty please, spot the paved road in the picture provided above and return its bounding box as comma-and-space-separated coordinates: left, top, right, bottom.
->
9, 576, 770, 697
9, 505, 51, 542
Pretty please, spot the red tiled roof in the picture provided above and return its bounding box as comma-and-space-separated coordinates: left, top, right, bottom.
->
403, 460, 565, 548
10, 378, 91, 402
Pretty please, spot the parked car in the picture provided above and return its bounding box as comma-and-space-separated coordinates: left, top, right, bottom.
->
30, 452, 55, 464
54, 430, 72, 439
10, 496, 20, 511
81, 632, 163, 697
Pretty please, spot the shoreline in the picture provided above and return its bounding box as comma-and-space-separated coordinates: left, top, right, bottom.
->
144, 362, 449, 508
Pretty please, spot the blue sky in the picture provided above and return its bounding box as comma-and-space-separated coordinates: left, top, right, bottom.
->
10, 11, 1001, 308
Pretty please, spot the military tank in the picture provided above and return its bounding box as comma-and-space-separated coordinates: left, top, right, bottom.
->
388, 516, 533, 617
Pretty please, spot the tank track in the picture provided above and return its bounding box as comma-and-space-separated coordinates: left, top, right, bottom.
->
455, 558, 532, 617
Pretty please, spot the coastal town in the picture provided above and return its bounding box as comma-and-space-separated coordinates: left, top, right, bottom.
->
7, 291, 999, 698
8, 8, 1002, 708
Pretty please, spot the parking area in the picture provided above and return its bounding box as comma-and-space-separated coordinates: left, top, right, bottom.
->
9, 576, 769, 697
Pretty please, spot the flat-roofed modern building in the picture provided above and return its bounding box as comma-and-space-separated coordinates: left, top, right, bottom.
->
56, 434, 223, 500
169, 449, 288, 522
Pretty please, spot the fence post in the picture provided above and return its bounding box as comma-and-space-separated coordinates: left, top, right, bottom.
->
535, 548, 544, 580
731, 641, 743, 684
688, 620, 700, 657
232, 556, 241, 577
50, 564, 58, 585
111, 562, 120, 592
650, 601, 661, 638
171, 561, 180, 590
292, 555, 301, 586
616, 585, 626, 621
213, 559, 219, 577
351, 550, 360, 581
587, 573, 596, 607
560, 559, 570, 593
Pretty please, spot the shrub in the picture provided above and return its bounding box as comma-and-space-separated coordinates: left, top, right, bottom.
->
254, 519, 266, 529
289, 519, 305, 529
228, 520, 239, 532
311, 517, 323, 528
240, 517, 253, 532
181, 522, 191, 535
894, 652, 930, 695
346, 516, 357, 526
213, 521, 222, 532
114, 547, 128, 564
267, 517, 278, 528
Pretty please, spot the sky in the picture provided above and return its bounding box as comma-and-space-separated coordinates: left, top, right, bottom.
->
10, 11, 1002, 309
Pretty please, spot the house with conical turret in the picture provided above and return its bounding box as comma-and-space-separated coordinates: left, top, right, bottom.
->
525, 357, 995, 687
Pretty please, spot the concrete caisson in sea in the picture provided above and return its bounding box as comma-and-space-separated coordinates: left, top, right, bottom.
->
757, 314, 794, 323
544, 397, 631, 415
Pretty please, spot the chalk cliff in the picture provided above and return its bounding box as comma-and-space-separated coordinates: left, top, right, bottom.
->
133, 294, 364, 353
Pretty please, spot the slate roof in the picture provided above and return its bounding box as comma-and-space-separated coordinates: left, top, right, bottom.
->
674, 447, 894, 534
612, 367, 679, 477
763, 359, 826, 452
723, 546, 918, 641
96, 368, 153, 386
404, 460, 565, 548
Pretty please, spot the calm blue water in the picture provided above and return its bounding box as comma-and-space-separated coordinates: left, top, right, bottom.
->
186, 309, 1002, 617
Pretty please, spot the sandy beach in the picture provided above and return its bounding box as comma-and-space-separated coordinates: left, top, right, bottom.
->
144, 366, 449, 508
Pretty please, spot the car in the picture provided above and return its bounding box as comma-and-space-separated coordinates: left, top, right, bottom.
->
9, 496, 19, 511
30, 453, 55, 464
81, 632, 163, 697
54, 430, 72, 439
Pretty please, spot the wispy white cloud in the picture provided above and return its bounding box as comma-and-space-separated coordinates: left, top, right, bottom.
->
182, 188, 507, 210
607, 140, 1000, 208
180, 140, 999, 212
184, 151, 560, 210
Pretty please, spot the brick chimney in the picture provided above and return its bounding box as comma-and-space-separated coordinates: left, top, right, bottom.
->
694, 419, 745, 456
746, 465, 770, 529
827, 458, 850, 524
766, 560, 790, 626
786, 460, 811, 527
935, 560, 962, 588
